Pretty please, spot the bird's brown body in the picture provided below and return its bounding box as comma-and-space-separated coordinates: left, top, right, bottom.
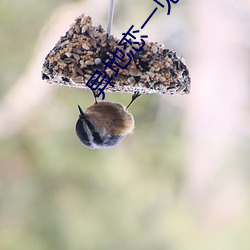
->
75, 101, 135, 149
85, 102, 134, 136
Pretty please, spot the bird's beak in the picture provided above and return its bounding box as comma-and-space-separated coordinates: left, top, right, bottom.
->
77, 105, 86, 119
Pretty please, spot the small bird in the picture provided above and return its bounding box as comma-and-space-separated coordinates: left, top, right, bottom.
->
75, 92, 140, 149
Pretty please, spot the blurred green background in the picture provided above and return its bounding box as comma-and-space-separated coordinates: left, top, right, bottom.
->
1, 0, 250, 249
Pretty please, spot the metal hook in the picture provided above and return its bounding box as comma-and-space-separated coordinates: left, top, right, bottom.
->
107, 0, 115, 34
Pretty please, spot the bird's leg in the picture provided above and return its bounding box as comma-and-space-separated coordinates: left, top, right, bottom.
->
91, 90, 98, 104
126, 91, 141, 110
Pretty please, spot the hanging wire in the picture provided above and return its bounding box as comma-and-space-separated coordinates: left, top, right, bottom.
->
107, 0, 115, 34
